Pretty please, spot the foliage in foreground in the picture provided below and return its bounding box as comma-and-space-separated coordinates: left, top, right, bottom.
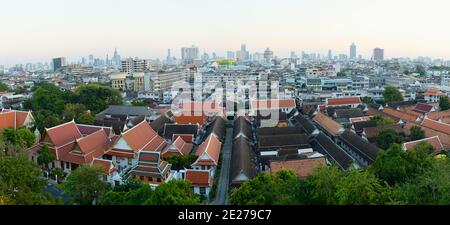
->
229, 142, 450, 205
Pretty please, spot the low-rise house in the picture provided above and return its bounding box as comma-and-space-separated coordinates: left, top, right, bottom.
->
161, 136, 193, 159
203, 116, 226, 142
338, 130, 380, 167
421, 118, 450, 135
191, 134, 222, 177
268, 156, 326, 178
413, 103, 436, 114
310, 132, 355, 169
362, 124, 405, 143
250, 99, 296, 116
326, 97, 361, 108
258, 133, 310, 152
0, 109, 34, 132
403, 136, 444, 153
184, 170, 213, 198
229, 137, 258, 187
129, 150, 172, 186
404, 122, 450, 150
383, 107, 420, 124
28, 121, 120, 185
423, 87, 445, 103
312, 112, 345, 139
106, 120, 167, 172
352, 120, 378, 136
163, 124, 199, 143
233, 116, 254, 141
292, 114, 318, 135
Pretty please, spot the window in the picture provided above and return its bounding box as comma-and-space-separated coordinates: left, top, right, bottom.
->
148, 177, 153, 182
200, 187, 206, 195
157, 178, 161, 183
140, 176, 144, 181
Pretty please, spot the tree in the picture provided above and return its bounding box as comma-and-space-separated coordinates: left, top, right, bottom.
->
229, 170, 301, 205
335, 170, 391, 205
75, 84, 123, 114
336, 72, 347, 77
76, 113, 95, 125
370, 144, 409, 185
61, 165, 110, 205
439, 96, 450, 111
410, 126, 425, 141
1, 127, 36, 148
415, 65, 426, 76
307, 165, 344, 205
361, 96, 373, 104
131, 101, 147, 106
383, 86, 404, 103
376, 128, 403, 149
370, 115, 395, 126
164, 153, 198, 170
0, 155, 58, 205
33, 110, 61, 133
37, 144, 55, 167
153, 180, 202, 205
0, 82, 10, 92
63, 103, 87, 122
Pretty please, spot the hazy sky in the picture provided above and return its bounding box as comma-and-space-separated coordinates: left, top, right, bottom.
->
1, 0, 450, 66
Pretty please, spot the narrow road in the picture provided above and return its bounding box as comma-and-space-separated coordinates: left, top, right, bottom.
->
211, 127, 233, 205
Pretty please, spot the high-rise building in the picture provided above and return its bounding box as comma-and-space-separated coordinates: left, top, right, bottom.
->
121, 58, 149, 73
227, 51, 235, 60
113, 48, 121, 66
0, 65, 4, 75
88, 54, 94, 66
52, 57, 66, 71
350, 43, 357, 60
236, 44, 249, 61
373, 48, 384, 61
263, 48, 274, 63
181, 45, 199, 63
290, 51, 297, 59
166, 49, 172, 64
328, 49, 333, 60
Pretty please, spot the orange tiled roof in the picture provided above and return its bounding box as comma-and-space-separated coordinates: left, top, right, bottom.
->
403, 136, 444, 151
185, 170, 211, 187
312, 112, 344, 136
269, 157, 326, 177
0, 110, 31, 131
45, 121, 83, 147
404, 123, 450, 150
121, 120, 163, 151
326, 97, 361, 106
250, 99, 296, 109
427, 110, 450, 121
92, 158, 117, 175
193, 134, 222, 167
421, 118, 450, 135
383, 107, 418, 123
423, 87, 445, 96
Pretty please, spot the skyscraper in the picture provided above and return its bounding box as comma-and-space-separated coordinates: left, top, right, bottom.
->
181, 45, 199, 63
328, 49, 332, 60
290, 51, 297, 59
227, 51, 235, 60
113, 48, 121, 66
236, 44, 249, 61
263, 48, 274, 63
166, 49, 172, 64
350, 42, 357, 60
52, 57, 66, 71
373, 48, 384, 61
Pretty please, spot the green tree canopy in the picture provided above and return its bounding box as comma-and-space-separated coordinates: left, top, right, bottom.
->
370, 144, 409, 185
439, 96, 450, 111
370, 115, 396, 126
376, 128, 403, 149
410, 126, 425, 141
1, 127, 35, 148
383, 86, 404, 103
37, 144, 55, 166
164, 153, 198, 169
75, 84, 123, 114
61, 165, 110, 205
0, 155, 59, 205
0, 82, 11, 92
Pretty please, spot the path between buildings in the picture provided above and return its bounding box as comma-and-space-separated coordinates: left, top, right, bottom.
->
210, 126, 233, 205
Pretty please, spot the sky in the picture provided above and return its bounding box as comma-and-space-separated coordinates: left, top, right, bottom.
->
1, 0, 450, 66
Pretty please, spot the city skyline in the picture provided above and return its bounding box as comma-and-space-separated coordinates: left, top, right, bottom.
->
2, 0, 450, 66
